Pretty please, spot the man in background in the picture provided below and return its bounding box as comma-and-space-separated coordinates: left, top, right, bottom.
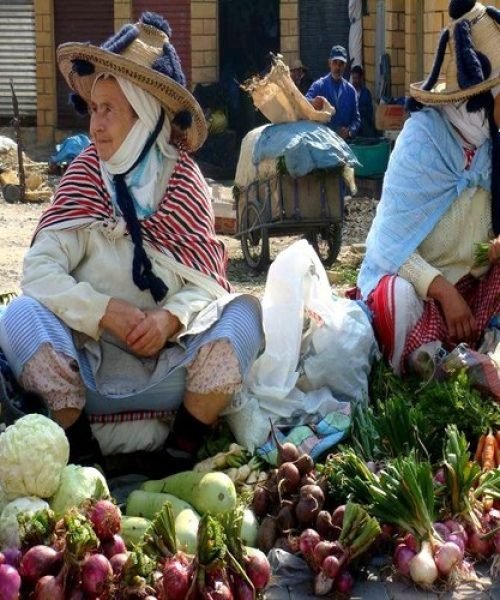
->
306, 44, 361, 140
290, 58, 313, 94
351, 65, 376, 137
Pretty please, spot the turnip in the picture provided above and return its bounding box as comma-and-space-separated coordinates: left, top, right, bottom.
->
408, 541, 438, 588
435, 541, 463, 576
0, 564, 21, 600
81, 553, 113, 597
277, 462, 301, 494
295, 495, 320, 525
293, 453, 315, 475
270, 420, 300, 465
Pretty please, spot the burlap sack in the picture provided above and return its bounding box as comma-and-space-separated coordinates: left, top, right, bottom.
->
242, 56, 335, 124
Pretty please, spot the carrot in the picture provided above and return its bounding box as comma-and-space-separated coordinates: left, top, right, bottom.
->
475, 434, 486, 463
481, 432, 496, 471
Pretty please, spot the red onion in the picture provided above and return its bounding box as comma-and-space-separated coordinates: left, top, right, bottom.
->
494, 531, 500, 554
2, 548, 22, 568
34, 573, 65, 600
81, 553, 113, 597
394, 544, 416, 576
88, 500, 122, 541
20, 545, 62, 584
434, 468, 446, 485
443, 520, 467, 543
322, 555, 341, 579
205, 581, 233, 599
101, 534, 127, 558
244, 549, 271, 591
0, 564, 21, 600
298, 528, 321, 561
334, 570, 354, 595
108, 552, 128, 576
229, 573, 253, 600
433, 522, 450, 542
161, 558, 190, 600
435, 541, 463, 576
446, 533, 465, 554
467, 530, 493, 559
402, 532, 418, 552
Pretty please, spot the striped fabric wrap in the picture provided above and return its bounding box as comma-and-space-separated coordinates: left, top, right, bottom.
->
35, 145, 231, 292
88, 409, 176, 424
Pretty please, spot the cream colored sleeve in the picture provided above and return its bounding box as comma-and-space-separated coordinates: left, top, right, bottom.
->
21, 230, 111, 340
162, 284, 215, 339
398, 251, 442, 299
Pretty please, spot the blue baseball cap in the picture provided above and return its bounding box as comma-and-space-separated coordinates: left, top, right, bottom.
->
329, 45, 347, 62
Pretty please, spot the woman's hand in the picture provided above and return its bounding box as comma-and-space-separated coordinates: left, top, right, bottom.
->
100, 298, 146, 344
310, 96, 326, 110
488, 236, 500, 263
126, 309, 182, 357
427, 275, 477, 343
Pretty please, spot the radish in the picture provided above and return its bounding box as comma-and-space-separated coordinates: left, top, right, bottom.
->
0, 564, 21, 600
88, 499, 121, 541
409, 541, 438, 587
1, 548, 21, 568
322, 555, 341, 579
81, 553, 113, 597
299, 528, 321, 562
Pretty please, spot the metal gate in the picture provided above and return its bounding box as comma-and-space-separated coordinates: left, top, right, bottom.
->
299, 0, 350, 80
0, 0, 36, 119
54, 0, 114, 129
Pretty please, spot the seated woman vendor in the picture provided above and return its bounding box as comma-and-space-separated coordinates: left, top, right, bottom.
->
357, 0, 500, 376
0, 13, 263, 473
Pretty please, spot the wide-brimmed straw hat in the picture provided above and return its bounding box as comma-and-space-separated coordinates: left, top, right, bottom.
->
410, 1, 500, 105
290, 59, 307, 71
57, 12, 207, 151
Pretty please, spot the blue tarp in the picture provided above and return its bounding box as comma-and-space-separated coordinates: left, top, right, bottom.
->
252, 122, 360, 177
50, 134, 91, 166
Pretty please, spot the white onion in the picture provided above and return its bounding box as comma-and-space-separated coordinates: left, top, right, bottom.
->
409, 541, 438, 587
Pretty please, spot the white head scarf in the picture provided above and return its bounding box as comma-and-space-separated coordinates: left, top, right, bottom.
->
441, 101, 490, 148
92, 74, 179, 217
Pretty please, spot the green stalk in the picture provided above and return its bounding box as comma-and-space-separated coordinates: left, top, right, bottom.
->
140, 502, 177, 561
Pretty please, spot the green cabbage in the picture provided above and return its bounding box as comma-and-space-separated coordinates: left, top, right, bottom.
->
0, 414, 69, 500
50, 465, 110, 517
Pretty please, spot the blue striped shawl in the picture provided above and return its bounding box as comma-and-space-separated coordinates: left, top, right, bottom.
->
358, 108, 492, 299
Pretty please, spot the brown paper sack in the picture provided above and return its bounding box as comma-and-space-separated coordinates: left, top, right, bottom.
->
242, 56, 335, 124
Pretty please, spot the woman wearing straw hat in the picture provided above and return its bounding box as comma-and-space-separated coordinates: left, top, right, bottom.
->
0, 12, 263, 474
356, 0, 500, 377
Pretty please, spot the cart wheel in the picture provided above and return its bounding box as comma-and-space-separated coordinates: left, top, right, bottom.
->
240, 199, 270, 271
306, 223, 343, 268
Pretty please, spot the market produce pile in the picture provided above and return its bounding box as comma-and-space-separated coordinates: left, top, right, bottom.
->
1, 361, 500, 598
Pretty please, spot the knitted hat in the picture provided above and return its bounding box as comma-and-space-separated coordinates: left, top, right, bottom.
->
57, 12, 207, 152
410, 2, 500, 104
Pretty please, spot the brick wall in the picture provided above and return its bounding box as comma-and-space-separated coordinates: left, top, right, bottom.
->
34, 0, 57, 144
280, 0, 299, 67
190, 0, 218, 85
115, 0, 132, 31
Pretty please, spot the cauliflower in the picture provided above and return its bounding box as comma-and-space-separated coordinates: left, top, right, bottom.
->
50, 465, 110, 518
0, 496, 49, 549
0, 414, 69, 500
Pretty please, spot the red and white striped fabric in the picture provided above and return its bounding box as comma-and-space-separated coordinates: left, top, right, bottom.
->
35, 145, 231, 292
